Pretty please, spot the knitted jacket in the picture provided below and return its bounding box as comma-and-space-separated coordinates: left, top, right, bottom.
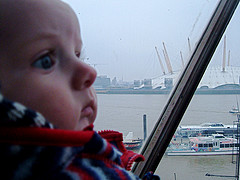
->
0, 93, 145, 180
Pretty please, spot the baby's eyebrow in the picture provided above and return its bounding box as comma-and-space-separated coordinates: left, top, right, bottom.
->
19, 32, 58, 49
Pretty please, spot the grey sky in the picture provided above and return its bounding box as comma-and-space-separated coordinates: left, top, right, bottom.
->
62, 0, 239, 81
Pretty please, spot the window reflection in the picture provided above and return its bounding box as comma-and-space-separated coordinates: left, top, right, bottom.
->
63, 0, 239, 179
158, 2, 240, 180
62, 0, 219, 135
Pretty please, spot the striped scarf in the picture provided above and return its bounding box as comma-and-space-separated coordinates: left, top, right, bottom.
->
0, 93, 145, 179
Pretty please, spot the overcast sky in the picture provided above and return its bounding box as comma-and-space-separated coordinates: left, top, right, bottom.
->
62, 0, 240, 82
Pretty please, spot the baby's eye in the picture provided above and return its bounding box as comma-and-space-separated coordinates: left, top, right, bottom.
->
32, 55, 54, 70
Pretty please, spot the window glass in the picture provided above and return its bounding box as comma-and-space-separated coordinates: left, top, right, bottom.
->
158, 3, 240, 179
62, 0, 218, 138
62, 1, 239, 179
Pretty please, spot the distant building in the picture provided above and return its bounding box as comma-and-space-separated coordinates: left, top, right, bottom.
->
93, 75, 110, 88
152, 66, 240, 90
199, 66, 240, 88
164, 78, 173, 89
134, 80, 141, 87
143, 79, 152, 89
112, 77, 117, 86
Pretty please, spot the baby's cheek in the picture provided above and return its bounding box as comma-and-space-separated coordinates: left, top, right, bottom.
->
41, 99, 76, 130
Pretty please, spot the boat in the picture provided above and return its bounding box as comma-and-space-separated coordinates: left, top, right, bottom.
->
124, 139, 143, 150
123, 132, 143, 150
229, 107, 240, 114
167, 134, 239, 156
176, 122, 238, 138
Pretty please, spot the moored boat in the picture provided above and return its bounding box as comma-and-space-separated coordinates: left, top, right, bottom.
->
229, 107, 240, 114
167, 134, 239, 156
123, 132, 143, 150
124, 139, 143, 150
176, 122, 238, 138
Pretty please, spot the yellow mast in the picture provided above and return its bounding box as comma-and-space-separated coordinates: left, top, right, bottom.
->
162, 42, 173, 74
155, 46, 166, 75
222, 35, 226, 72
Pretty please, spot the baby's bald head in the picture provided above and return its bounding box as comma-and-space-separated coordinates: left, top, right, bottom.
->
0, 0, 98, 131
0, 0, 78, 55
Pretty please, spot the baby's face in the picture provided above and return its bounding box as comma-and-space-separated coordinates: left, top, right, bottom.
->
0, 0, 97, 130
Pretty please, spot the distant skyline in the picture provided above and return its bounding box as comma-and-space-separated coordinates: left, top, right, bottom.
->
63, 0, 240, 81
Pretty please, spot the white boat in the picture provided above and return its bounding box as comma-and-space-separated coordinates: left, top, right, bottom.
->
123, 132, 143, 150
229, 107, 240, 114
167, 134, 239, 156
176, 122, 238, 138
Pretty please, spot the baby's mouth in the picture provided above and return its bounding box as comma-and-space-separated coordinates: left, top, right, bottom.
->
77, 105, 94, 131
81, 105, 94, 117
78, 95, 97, 130
80, 100, 96, 125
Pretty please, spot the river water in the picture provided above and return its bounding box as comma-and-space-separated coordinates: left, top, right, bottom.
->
94, 94, 239, 180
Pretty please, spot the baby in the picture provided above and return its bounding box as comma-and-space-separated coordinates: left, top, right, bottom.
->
0, 0, 159, 179
0, 0, 97, 131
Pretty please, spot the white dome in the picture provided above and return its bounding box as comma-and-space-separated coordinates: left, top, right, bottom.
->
152, 66, 240, 89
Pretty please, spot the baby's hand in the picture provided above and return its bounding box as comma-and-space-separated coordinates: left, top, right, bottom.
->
143, 171, 160, 180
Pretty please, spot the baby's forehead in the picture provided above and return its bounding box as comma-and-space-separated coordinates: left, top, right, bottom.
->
0, 0, 76, 29
0, 0, 81, 61
0, 0, 71, 17
0, 0, 79, 43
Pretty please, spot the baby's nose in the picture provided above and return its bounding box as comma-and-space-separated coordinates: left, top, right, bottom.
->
71, 61, 97, 90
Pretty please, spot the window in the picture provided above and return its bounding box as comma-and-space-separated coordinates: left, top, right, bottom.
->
63, 1, 239, 179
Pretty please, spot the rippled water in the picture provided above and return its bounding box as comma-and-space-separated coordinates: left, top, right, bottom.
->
94, 94, 239, 180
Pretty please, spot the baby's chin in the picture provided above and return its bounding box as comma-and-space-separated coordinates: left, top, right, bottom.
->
75, 117, 95, 131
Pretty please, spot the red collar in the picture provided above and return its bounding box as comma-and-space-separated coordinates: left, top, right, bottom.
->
0, 127, 94, 146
